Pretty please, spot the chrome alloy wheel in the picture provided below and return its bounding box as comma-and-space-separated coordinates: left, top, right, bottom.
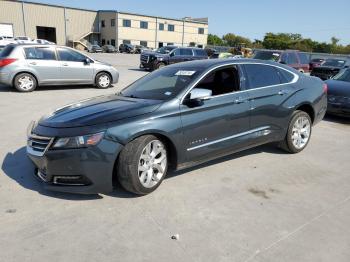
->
138, 140, 167, 188
18, 76, 34, 90
98, 75, 110, 88
291, 116, 311, 149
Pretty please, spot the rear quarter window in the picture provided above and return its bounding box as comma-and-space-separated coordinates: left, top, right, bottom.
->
0, 45, 16, 58
244, 64, 281, 89
277, 68, 295, 83
194, 49, 208, 57
298, 53, 309, 64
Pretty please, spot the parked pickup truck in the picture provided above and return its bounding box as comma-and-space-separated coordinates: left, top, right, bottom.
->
140, 46, 208, 71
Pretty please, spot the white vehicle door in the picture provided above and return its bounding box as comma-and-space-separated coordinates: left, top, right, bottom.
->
56, 47, 94, 84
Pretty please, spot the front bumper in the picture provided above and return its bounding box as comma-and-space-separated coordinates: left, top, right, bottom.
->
27, 138, 123, 194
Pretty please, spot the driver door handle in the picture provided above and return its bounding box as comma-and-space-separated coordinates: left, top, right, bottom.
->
233, 97, 247, 104
62, 63, 69, 66
277, 90, 289, 95
29, 62, 37, 65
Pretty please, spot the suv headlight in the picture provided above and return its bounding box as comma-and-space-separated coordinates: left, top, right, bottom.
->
52, 132, 104, 149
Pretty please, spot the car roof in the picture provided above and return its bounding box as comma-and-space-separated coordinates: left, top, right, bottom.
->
166, 58, 300, 72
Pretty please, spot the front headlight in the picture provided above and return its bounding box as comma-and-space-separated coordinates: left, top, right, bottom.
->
52, 132, 104, 149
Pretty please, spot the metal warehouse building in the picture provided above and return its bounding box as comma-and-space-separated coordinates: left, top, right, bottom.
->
0, 0, 208, 49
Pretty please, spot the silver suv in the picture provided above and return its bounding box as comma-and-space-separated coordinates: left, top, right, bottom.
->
0, 44, 119, 92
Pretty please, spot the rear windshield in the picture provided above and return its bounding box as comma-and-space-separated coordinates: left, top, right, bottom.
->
0, 45, 15, 58
322, 59, 346, 67
253, 51, 281, 61
333, 69, 350, 82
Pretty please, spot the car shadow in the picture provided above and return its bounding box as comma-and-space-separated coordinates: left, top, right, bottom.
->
2, 144, 285, 200
167, 144, 286, 179
128, 68, 149, 72
323, 114, 350, 124
0, 84, 115, 93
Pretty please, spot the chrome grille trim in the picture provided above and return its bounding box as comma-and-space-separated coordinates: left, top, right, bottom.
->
141, 54, 149, 64
27, 134, 54, 157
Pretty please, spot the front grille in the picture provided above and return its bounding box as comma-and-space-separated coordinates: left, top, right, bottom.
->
141, 54, 149, 64
27, 134, 54, 156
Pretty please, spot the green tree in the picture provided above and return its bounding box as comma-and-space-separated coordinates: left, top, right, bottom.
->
207, 34, 224, 46
222, 33, 252, 47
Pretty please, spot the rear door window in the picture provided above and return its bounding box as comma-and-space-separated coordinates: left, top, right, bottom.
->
180, 49, 193, 56
244, 64, 281, 89
57, 48, 86, 62
24, 47, 56, 60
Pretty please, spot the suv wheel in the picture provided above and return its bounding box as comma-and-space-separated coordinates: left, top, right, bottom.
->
95, 72, 111, 89
155, 62, 166, 70
14, 73, 37, 92
117, 135, 168, 195
280, 110, 312, 153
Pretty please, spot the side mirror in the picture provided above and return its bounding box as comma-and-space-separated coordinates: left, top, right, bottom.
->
185, 88, 212, 107
280, 61, 286, 64
165, 50, 170, 54
169, 52, 175, 57
84, 58, 91, 65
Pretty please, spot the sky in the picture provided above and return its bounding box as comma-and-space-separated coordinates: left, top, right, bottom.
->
26, 0, 350, 45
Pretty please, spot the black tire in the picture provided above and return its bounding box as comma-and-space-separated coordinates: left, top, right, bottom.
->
155, 62, 166, 70
117, 135, 168, 195
14, 73, 37, 92
280, 110, 312, 153
95, 72, 111, 89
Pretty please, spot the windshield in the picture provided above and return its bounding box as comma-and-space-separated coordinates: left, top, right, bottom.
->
119, 67, 203, 100
253, 51, 281, 61
322, 59, 346, 67
156, 46, 175, 54
333, 69, 350, 82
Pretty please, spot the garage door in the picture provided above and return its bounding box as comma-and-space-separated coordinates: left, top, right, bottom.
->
0, 24, 14, 37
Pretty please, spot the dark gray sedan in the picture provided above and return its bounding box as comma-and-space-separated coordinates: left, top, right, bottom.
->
27, 59, 327, 195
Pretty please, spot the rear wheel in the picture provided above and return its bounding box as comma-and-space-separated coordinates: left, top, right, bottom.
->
280, 110, 312, 153
95, 72, 111, 89
14, 73, 37, 92
117, 135, 168, 195
155, 62, 166, 70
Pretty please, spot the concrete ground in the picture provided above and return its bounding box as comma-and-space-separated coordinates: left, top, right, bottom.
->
0, 53, 350, 262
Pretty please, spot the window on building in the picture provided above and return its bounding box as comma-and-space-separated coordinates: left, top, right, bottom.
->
111, 19, 115, 27
111, 39, 116, 47
140, 41, 148, 47
123, 40, 131, 44
159, 23, 164, 31
244, 64, 281, 89
158, 42, 164, 48
101, 20, 105, 28
101, 39, 106, 46
198, 28, 204, 34
167, 43, 174, 46
168, 24, 175, 32
107, 40, 110, 45
140, 21, 148, 29
123, 19, 131, 27
197, 45, 203, 48
56, 48, 87, 62
24, 47, 56, 60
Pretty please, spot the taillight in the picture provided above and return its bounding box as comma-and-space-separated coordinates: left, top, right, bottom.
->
323, 83, 328, 93
0, 58, 17, 67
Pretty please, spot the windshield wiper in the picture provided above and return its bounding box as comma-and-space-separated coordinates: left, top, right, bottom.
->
118, 92, 140, 99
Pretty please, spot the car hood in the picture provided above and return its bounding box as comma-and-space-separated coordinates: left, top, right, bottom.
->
326, 79, 350, 97
38, 95, 163, 128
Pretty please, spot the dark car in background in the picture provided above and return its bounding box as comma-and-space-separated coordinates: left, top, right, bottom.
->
309, 58, 325, 71
102, 45, 117, 53
326, 68, 350, 117
140, 47, 208, 71
311, 58, 349, 80
253, 50, 310, 73
87, 44, 103, 53
27, 59, 326, 195
119, 43, 136, 53
135, 45, 149, 54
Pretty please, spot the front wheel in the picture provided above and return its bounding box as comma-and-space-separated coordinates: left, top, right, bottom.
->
95, 72, 111, 89
280, 110, 312, 153
117, 135, 168, 195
